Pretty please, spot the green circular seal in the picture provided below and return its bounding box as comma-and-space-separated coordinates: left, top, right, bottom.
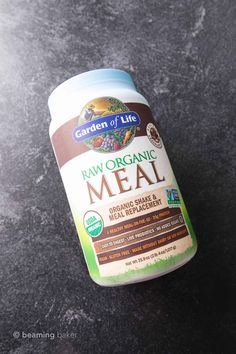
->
83, 211, 104, 238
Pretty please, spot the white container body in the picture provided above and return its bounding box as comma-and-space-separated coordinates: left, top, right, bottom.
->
48, 69, 197, 286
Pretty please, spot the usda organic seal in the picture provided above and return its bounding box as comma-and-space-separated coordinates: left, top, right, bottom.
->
83, 210, 104, 237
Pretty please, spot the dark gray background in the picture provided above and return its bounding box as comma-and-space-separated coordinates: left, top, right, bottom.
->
0, 1, 235, 353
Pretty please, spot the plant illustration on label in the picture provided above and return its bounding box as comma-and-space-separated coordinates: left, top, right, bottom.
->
73, 97, 141, 153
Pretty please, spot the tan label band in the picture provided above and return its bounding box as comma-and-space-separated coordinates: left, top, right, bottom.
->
92, 207, 181, 242
94, 214, 184, 254
51, 103, 156, 168
97, 225, 189, 265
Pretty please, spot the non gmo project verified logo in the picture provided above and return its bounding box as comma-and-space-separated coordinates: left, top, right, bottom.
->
165, 188, 180, 207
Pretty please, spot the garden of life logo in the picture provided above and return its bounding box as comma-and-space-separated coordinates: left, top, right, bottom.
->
83, 210, 104, 237
165, 188, 181, 207
73, 97, 140, 153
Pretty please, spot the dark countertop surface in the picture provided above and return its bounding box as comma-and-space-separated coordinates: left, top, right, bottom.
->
0, 1, 235, 353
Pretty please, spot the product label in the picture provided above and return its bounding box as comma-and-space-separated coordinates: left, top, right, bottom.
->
51, 97, 196, 284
